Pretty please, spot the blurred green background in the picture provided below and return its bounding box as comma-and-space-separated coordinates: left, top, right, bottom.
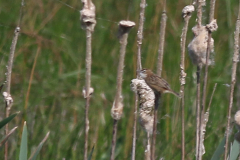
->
0, 0, 240, 159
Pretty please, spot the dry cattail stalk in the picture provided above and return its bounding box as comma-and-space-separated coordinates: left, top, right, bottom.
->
4, 21, 21, 160
224, 1, 240, 159
80, 1, 96, 160
180, 4, 194, 160
188, 25, 216, 67
111, 20, 135, 121
133, 0, 146, 159
110, 20, 135, 160
131, 79, 155, 134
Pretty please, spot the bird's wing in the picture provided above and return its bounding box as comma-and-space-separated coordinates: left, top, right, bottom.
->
156, 76, 171, 90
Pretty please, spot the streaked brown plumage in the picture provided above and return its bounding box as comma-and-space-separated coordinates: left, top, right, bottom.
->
139, 68, 180, 98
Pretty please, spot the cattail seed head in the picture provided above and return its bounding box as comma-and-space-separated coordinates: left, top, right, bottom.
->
118, 20, 135, 38
188, 25, 215, 67
80, 0, 96, 31
111, 98, 123, 120
182, 5, 195, 18
131, 79, 155, 134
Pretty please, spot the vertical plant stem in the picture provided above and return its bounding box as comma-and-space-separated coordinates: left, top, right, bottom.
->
207, 83, 217, 110
196, 65, 201, 160
80, 1, 96, 160
4, 1, 24, 159
111, 21, 134, 160
180, 50, 186, 160
151, 2, 167, 159
24, 46, 41, 110
151, 94, 160, 160
180, 7, 192, 159
196, 0, 203, 159
5, 31, 20, 94
131, 95, 138, 160
136, 0, 146, 71
224, 1, 240, 159
114, 32, 129, 109
199, 1, 216, 160
145, 132, 151, 160
110, 119, 118, 160
156, 0, 167, 77
4, 26, 21, 160
197, 0, 202, 27
134, 0, 146, 159
84, 28, 92, 160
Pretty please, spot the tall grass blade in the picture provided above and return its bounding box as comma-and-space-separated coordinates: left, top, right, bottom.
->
28, 132, 50, 160
211, 136, 226, 160
19, 121, 28, 160
0, 127, 18, 149
229, 140, 239, 160
0, 112, 19, 129
88, 145, 94, 160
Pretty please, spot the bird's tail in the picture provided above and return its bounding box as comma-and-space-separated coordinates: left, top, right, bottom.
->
165, 90, 181, 98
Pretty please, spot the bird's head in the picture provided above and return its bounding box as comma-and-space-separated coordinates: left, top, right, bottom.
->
138, 68, 152, 79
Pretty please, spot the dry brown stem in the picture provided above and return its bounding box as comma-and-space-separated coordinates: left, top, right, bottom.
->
4, 2, 23, 156
180, 4, 194, 160
133, 0, 146, 159
145, 133, 151, 160
199, 83, 217, 154
156, 0, 167, 77
152, 1, 167, 159
132, 95, 138, 160
199, 0, 217, 159
224, 1, 240, 159
136, 0, 146, 71
0, 127, 18, 148
111, 21, 135, 120
151, 94, 160, 160
110, 21, 135, 160
24, 46, 41, 110
80, 1, 96, 159
196, 65, 201, 159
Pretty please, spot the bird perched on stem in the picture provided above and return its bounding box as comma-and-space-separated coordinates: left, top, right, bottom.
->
138, 68, 181, 98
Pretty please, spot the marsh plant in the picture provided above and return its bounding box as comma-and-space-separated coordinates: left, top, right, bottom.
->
1, 0, 240, 160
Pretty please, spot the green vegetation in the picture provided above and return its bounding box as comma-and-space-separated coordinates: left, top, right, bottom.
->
0, 0, 240, 159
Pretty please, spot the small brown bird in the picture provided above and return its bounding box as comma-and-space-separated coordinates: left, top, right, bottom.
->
139, 68, 180, 98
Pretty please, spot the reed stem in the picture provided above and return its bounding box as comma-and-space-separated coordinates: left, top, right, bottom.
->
180, 5, 193, 159
224, 1, 240, 159
199, 0, 216, 159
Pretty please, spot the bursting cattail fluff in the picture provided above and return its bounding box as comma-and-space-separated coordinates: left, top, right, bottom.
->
188, 25, 214, 67
131, 79, 155, 134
